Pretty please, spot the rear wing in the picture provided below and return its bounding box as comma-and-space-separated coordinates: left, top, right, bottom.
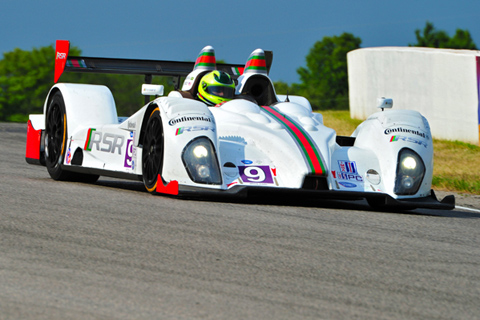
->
54, 40, 272, 88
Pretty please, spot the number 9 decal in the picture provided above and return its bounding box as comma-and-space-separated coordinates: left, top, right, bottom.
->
243, 166, 266, 182
239, 166, 273, 184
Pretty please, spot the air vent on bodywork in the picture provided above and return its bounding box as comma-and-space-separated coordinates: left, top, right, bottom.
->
336, 136, 356, 146
302, 176, 329, 190
71, 148, 83, 165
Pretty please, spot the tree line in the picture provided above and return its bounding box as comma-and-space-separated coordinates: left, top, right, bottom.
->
275, 21, 477, 110
0, 45, 173, 122
0, 22, 476, 122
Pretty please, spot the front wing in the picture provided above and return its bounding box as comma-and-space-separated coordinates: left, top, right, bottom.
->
156, 176, 455, 210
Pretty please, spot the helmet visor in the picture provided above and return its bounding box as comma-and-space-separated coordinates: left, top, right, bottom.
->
206, 86, 235, 99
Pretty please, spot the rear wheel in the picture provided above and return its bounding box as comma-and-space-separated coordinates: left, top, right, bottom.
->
45, 91, 99, 183
142, 107, 164, 193
45, 92, 73, 180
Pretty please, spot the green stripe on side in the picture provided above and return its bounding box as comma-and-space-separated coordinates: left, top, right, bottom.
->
262, 106, 326, 175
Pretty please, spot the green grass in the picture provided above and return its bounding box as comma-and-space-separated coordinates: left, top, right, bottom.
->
320, 110, 480, 195
431, 176, 480, 194
321, 110, 363, 136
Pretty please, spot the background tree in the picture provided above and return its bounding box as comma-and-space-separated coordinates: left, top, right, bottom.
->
448, 29, 478, 49
2, 23, 476, 122
410, 21, 477, 49
296, 32, 361, 110
0, 45, 78, 122
271, 80, 289, 95
0, 44, 174, 122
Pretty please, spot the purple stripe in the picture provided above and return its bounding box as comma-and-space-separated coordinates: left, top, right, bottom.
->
477, 56, 480, 126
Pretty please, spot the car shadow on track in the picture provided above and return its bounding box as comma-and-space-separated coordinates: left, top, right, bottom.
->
95, 178, 148, 192
93, 178, 480, 219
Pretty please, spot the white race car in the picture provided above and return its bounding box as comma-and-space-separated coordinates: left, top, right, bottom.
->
25, 40, 454, 210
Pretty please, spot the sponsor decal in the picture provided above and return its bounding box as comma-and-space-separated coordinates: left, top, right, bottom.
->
384, 127, 429, 139
84, 128, 125, 154
128, 121, 136, 129
124, 139, 133, 168
54, 40, 70, 83
175, 126, 215, 135
334, 160, 363, 181
66, 148, 72, 164
183, 76, 195, 88
241, 160, 253, 164
338, 160, 358, 174
389, 135, 428, 148
168, 115, 213, 126
332, 171, 364, 182
84, 128, 96, 151
239, 165, 274, 184
56, 52, 67, 60
65, 139, 73, 165
338, 181, 357, 188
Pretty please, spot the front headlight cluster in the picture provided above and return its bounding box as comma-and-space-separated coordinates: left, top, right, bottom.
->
394, 148, 425, 195
182, 137, 222, 185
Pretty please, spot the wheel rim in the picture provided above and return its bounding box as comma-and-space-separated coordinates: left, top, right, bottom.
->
45, 103, 64, 166
142, 115, 163, 187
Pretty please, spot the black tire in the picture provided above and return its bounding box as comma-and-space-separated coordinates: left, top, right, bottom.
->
45, 91, 99, 183
142, 107, 164, 193
45, 92, 73, 181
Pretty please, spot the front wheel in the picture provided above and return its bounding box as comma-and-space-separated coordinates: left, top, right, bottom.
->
142, 107, 164, 193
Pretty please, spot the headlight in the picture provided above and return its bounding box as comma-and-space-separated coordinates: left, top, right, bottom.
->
182, 137, 222, 185
394, 148, 425, 195
193, 145, 208, 158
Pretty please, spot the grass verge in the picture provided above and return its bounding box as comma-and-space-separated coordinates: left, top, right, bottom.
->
320, 110, 480, 195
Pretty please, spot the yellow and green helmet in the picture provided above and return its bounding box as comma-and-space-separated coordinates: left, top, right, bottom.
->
197, 70, 235, 106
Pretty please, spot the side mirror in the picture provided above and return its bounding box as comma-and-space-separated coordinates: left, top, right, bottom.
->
142, 84, 164, 96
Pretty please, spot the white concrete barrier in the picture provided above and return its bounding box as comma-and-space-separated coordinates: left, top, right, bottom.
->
347, 47, 480, 145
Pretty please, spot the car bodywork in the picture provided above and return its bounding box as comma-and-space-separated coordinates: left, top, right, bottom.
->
25, 40, 454, 210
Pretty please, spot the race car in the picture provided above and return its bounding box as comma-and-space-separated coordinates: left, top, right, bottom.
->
25, 40, 454, 210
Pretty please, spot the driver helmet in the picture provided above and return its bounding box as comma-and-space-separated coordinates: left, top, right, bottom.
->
197, 70, 235, 106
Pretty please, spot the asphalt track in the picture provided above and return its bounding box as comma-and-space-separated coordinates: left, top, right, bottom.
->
1, 122, 480, 320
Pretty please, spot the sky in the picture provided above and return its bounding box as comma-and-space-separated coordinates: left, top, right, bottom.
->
1, 0, 479, 84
